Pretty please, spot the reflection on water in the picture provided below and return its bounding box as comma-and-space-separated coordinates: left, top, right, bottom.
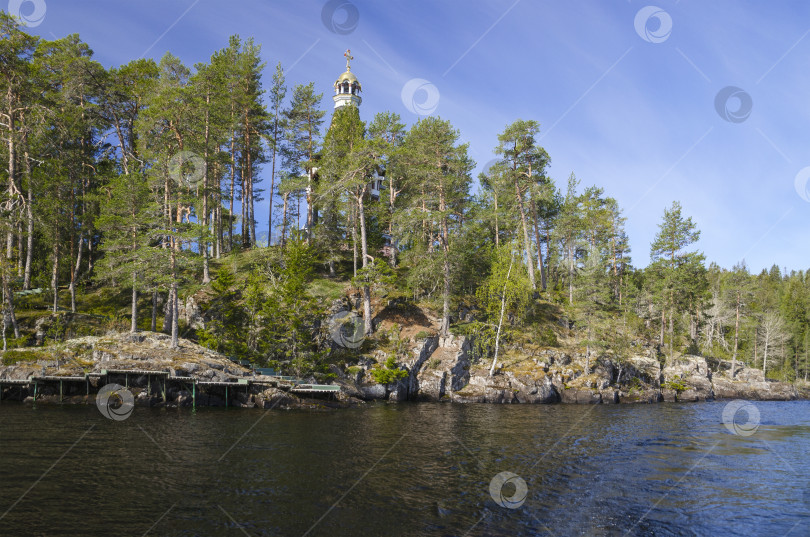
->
0, 401, 808, 536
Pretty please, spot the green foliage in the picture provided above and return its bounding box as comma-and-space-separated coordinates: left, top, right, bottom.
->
1, 349, 41, 366
453, 321, 497, 363
2, 14, 808, 382
197, 267, 246, 357
371, 355, 408, 384
476, 242, 532, 323
536, 326, 558, 347
662, 379, 687, 393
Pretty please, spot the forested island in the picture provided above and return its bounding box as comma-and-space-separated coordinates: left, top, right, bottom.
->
1, 13, 807, 406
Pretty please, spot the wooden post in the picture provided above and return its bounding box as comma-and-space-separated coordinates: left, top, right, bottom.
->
225, 385, 229, 408
192, 383, 196, 410
59, 380, 63, 402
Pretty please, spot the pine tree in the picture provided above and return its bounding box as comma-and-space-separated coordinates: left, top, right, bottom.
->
649, 201, 705, 362
266, 62, 286, 245
283, 83, 324, 243
493, 120, 551, 291
400, 117, 473, 335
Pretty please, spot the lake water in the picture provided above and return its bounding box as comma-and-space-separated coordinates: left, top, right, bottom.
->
0, 401, 808, 536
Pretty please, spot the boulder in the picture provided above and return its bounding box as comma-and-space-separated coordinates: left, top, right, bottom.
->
358, 383, 387, 400
510, 375, 559, 404
559, 388, 602, 404
663, 355, 709, 380
712, 372, 798, 401
600, 390, 619, 404
415, 336, 470, 401
624, 355, 661, 386
618, 389, 662, 404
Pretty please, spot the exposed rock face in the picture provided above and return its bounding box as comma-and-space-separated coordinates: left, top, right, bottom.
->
178, 295, 205, 330
414, 335, 470, 401
350, 344, 801, 405
712, 369, 798, 401
662, 356, 713, 402
624, 355, 661, 387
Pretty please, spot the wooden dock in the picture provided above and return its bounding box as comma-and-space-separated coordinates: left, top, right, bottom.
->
0, 367, 341, 408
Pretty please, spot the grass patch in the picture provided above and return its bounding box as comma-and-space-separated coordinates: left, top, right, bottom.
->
1, 349, 45, 366
308, 278, 347, 302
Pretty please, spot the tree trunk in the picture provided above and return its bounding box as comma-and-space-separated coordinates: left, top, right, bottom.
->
357, 190, 372, 335
131, 272, 138, 333
164, 289, 173, 335
514, 181, 536, 290
170, 242, 179, 348
388, 178, 398, 267
668, 307, 674, 358
568, 245, 575, 305
530, 199, 546, 290
489, 252, 515, 377
23, 148, 33, 290
586, 318, 592, 376
50, 237, 60, 313
659, 308, 665, 347
246, 122, 255, 247
493, 193, 499, 248
351, 203, 358, 279
280, 192, 289, 253
69, 235, 83, 314
268, 114, 280, 246
151, 291, 158, 332
229, 129, 236, 251
202, 93, 211, 283
763, 330, 770, 375
731, 293, 740, 379
440, 249, 451, 336
6, 105, 17, 262
1, 269, 20, 339
306, 169, 314, 243
439, 188, 451, 336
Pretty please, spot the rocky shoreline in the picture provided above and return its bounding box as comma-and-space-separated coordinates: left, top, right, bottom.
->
340, 335, 802, 405
0, 332, 803, 409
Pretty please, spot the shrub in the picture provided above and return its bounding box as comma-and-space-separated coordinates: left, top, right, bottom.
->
2, 349, 42, 366
370, 356, 408, 385
662, 379, 687, 393
537, 326, 558, 347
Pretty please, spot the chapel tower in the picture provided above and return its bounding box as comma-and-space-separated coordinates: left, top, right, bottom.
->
333, 49, 362, 109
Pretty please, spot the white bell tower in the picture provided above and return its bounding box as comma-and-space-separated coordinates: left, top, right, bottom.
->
333, 49, 362, 109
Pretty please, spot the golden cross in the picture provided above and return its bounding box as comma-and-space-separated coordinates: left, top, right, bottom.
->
344, 49, 353, 70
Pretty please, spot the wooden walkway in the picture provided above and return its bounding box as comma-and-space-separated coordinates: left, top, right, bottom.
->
0, 367, 341, 408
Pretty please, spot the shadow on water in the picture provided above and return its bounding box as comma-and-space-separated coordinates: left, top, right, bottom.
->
0, 401, 809, 536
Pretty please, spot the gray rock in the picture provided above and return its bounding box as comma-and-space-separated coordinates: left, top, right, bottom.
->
359, 383, 387, 400
559, 388, 602, 404
618, 389, 662, 404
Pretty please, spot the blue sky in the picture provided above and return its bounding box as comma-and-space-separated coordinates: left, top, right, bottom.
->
12, 0, 810, 272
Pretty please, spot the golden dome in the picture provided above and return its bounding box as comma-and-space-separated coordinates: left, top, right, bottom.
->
335, 49, 361, 91
336, 70, 361, 91
336, 70, 358, 84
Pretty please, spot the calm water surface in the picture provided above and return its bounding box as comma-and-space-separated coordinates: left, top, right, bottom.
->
0, 401, 808, 536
